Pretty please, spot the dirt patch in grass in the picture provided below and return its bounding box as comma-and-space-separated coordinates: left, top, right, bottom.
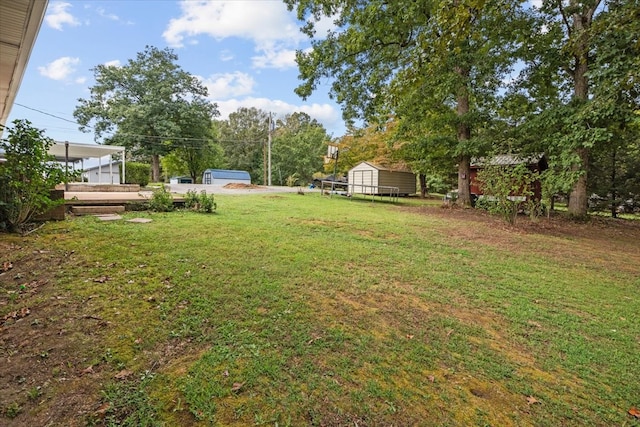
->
403, 205, 640, 273
0, 240, 115, 426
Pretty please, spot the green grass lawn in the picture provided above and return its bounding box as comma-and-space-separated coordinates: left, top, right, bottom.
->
2, 193, 639, 426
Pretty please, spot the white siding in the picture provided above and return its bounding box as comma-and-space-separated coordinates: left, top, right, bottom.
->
347, 162, 415, 195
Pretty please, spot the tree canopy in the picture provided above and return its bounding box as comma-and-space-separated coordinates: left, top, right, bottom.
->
216, 107, 270, 184
285, 0, 531, 205
286, 0, 639, 214
74, 46, 218, 182
271, 112, 329, 185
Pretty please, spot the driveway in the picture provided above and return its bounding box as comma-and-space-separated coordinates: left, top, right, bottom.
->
167, 183, 318, 195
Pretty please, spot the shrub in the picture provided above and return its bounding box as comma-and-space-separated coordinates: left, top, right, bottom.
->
476, 164, 538, 225
182, 190, 216, 213
197, 190, 217, 213
184, 190, 199, 209
285, 173, 299, 187
0, 120, 67, 232
123, 162, 150, 186
148, 186, 174, 212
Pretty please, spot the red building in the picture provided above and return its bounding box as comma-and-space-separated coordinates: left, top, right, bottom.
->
470, 154, 548, 201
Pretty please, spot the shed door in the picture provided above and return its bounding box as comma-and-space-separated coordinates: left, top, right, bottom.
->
204, 172, 212, 185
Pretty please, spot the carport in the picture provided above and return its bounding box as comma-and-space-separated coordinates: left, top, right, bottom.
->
47, 141, 126, 185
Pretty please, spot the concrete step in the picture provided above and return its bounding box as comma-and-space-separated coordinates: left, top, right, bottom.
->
71, 205, 125, 216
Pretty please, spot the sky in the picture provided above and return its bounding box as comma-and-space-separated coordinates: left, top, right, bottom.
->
7, 0, 345, 145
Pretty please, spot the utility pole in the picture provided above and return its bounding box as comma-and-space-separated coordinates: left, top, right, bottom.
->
268, 112, 272, 186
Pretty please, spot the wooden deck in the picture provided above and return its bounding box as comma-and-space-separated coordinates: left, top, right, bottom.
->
64, 191, 185, 208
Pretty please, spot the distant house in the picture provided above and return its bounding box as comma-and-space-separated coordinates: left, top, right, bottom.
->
83, 162, 121, 184
470, 153, 548, 200
169, 176, 194, 184
202, 169, 251, 186
348, 162, 416, 196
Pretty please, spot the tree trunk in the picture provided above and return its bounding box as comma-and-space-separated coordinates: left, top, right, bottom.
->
457, 155, 471, 206
455, 66, 472, 207
610, 147, 617, 218
567, 147, 589, 216
567, 3, 596, 217
151, 154, 161, 183
419, 173, 427, 198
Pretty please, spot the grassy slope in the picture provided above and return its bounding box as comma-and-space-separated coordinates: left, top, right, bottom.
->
3, 193, 640, 426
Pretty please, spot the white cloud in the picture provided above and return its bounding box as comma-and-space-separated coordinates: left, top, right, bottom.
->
252, 46, 297, 69
199, 72, 255, 100
310, 12, 339, 37
220, 50, 234, 62
97, 7, 119, 21
96, 7, 134, 25
530, 0, 543, 8
163, 1, 303, 69
45, 2, 80, 30
75, 76, 87, 85
215, 97, 341, 134
104, 60, 122, 67
164, 1, 302, 47
38, 57, 80, 81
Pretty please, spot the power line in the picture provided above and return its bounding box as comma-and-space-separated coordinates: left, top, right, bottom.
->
13, 102, 269, 146
14, 103, 80, 125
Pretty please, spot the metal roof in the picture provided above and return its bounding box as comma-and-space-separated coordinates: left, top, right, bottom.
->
203, 169, 251, 180
48, 141, 126, 162
0, 0, 48, 128
353, 161, 412, 173
471, 153, 546, 167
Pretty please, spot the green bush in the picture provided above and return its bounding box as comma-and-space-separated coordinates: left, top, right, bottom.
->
184, 190, 199, 209
123, 162, 150, 187
148, 186, 173, 212
182, 190, 216, 213
0, 120, 67, 232
197, 190, 217, 213
476, 163, 537, 225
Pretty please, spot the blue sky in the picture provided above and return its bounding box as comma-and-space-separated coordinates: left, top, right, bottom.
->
7, 0, 345, 145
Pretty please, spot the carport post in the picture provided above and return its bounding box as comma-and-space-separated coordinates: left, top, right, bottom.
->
64, 142, 69, 191
121, 149, 125, 184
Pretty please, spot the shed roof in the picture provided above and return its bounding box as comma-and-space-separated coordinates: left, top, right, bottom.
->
471, 153, 546, 167
352, 161, 412, 173
204, 169, 251, 180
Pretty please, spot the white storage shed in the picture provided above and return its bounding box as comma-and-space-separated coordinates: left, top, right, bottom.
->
348, 162, 416, 196
202, 169, 251, 186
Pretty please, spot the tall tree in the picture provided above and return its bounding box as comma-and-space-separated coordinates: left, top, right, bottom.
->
285, 0, 530, 206
168, 99, 224, 182
74, 46, 217, 182
217, 107, 269, 184
514, 0, 640, 216
271, 112, 329, 185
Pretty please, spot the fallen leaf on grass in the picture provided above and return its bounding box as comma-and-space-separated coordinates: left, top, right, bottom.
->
629, 407, 640, 418
94, 402, 110, 417
406, 334, 414, 339
93, 276, 109, 283
527, 396, 542, 405
2, 261, 13, 272
527, 320, 542, 328
231, 382, 245, 392
81, 366, 94, 375
428, 375, 435, 383
114, 369, 133, 380
2, 307, 31, 323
